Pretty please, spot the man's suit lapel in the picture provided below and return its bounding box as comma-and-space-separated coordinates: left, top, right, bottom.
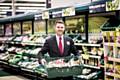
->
63, 37, 67, 54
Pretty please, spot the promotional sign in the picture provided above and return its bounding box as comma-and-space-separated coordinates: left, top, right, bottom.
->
23, 21, 32, 34
5, 24, 12, 36
13, 23, 21, 35
52, 11, 62, 18
42, 11, 49, 19
34, 14, 42, 20
0, 25, 4, 36
62, 7, 75, 17
106, 0, 120, 11
89, 3, 106, 13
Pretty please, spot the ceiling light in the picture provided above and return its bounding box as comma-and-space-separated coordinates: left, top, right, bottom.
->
0, 7, 10, 9
0, 12, 7, 14
15, 3, 46, 6
0, 15, 7, 18
1, 9, 39, 12
16, 0, 46, 2
18, 7, 46, 10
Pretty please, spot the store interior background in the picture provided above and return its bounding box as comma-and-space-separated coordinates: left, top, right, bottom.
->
0, 0, 120, 80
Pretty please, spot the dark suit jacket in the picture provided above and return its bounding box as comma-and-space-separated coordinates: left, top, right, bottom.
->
38, 35, 79, 60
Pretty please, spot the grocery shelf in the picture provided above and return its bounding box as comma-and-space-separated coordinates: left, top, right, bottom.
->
108, 57, 120, 63
75, 43, 101, 47
105, 72, 120, 78
104, 42, 120, 47
83, 64, 100, 69
88, 54, 101, 59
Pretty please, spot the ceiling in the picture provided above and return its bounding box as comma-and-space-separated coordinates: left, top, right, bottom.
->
0, 0, 51, 18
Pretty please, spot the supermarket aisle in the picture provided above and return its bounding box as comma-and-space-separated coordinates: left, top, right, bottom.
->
0, 68, 29, 80
0, 76, 29, 80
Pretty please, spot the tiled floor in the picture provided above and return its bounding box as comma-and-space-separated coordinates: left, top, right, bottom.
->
0, 75, 29, 80
0, 68, 29, 80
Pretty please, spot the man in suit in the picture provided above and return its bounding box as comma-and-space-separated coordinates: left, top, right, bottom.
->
37, 20, 80, 80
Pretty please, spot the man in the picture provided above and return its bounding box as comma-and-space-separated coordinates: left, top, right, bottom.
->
37, 20, 80, 80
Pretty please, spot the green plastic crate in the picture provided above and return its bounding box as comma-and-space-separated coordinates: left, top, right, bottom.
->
47, 65, 83, 78
44, 55, 83, 78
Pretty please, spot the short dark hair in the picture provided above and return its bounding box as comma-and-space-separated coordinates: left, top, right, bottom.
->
55, 20, 64, 25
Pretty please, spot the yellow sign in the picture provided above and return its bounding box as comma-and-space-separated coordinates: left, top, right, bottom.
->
62, 7, 75, 17
106, 0, 120, 11
42, 11, 49, 19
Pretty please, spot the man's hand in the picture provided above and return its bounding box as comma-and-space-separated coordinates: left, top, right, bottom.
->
40, 58, 47, 65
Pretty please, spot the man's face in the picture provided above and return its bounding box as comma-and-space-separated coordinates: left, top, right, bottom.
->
55, 23, 65, 36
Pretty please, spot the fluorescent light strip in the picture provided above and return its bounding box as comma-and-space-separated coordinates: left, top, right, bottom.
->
18, 7, 46, 10
0, 12, 7, 14
0, 0, 46, 2
0, 3, 12, 6
15, 3, 46, 6
0, 15, 7, 17
1, 9, 39, 12
16, 0, 46, 2
0, 7, 10, 9
0, 3, 46, 7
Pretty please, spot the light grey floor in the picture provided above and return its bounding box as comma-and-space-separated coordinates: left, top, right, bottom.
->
0, 75, 30, 80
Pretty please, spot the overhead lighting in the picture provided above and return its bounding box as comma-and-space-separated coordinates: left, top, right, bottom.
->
0, 3, 12, 6
17, 9, 39, 12
0, 12, 7, 14
0, 15, 7, 18
15, 3, 46, 6
16, 0, 46, 2
1, 9, 39, 12
0, 7, 10, 9
18, 7, 46, 10
0, 3, 46, 6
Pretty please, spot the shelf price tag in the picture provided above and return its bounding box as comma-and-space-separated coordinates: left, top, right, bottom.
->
62, 7, 75, 17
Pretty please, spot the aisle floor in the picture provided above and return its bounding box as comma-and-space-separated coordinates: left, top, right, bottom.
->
0, 68, 29, 80
0, 76, 29, 80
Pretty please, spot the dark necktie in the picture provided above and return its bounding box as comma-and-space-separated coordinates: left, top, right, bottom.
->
59, 37, 63, 55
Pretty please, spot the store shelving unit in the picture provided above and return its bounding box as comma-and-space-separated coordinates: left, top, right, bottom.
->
102, 18, 120, 80
74, 41, 104, 79
0, 34, 48, 79
75, 42, 103, 69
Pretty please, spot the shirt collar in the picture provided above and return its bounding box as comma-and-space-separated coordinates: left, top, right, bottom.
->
56, 34, 63, 40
